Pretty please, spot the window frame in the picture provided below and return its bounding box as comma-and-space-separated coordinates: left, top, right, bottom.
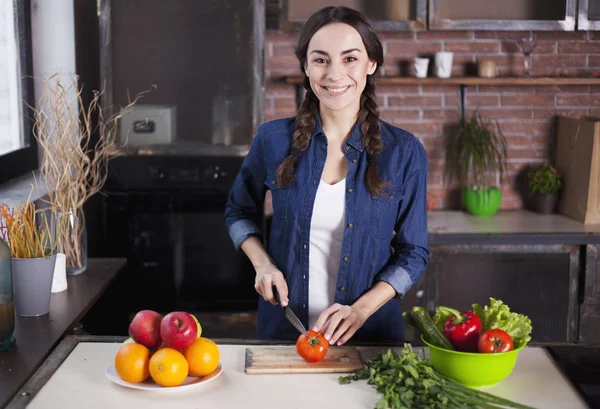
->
0, 0, 38, 185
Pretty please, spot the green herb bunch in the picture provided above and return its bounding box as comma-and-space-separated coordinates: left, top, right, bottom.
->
339, 344, 537, 409
527, 162, 562, 194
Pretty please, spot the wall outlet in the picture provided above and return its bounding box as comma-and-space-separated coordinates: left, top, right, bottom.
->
119, 104, 176, 145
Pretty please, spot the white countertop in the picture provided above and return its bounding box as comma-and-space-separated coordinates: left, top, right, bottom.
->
429, 210, 600, 235
25, 342, 589, 409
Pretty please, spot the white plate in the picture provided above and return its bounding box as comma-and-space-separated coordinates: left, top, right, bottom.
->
105, 362, 223, 391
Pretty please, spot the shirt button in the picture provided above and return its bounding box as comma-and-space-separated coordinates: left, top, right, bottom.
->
389, 194, 394, 199
345, 145, 350, 151
348, 188, 353, 193
303, 304, 306, 308
343, 256, 350, 261
303, 275, 306, 279
338, 286, 345, 292
303, 244, 307, 249
347, 223, 353, 229
352, 159, 357, 163
271, 179, 276, 185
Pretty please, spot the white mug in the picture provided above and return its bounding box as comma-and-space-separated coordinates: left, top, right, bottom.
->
414, 57, 429, 78
435, 52, 454, 78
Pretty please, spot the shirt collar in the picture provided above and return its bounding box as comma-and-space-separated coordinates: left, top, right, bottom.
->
311, 112, 365, 153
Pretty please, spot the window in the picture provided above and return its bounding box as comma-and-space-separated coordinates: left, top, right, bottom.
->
0, 0, 37, 185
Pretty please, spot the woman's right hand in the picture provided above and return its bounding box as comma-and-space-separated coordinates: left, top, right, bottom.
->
255, 263, 289, 307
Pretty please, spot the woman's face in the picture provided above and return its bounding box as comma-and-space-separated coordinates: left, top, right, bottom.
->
304, 23, 377, 116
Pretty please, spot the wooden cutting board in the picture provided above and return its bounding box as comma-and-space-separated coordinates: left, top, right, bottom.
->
244, 346, 364, 374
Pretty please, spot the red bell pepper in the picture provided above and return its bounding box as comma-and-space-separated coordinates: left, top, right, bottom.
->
439, 306, 482, 352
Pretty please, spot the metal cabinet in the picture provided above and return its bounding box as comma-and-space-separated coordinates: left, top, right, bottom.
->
580, 245, 600, 344
428, 0, 577, 31
578, 0, 600, 30
274, 0, 427, 31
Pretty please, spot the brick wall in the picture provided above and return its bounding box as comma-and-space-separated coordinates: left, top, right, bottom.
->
264, 30, 600, 210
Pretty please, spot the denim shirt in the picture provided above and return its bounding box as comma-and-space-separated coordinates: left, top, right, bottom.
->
224, 115, 429, 342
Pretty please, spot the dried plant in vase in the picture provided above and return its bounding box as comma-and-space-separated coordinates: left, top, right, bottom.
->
28, 73, 152, 275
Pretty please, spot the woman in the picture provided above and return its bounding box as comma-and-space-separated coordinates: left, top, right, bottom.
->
225, 6, 429, 345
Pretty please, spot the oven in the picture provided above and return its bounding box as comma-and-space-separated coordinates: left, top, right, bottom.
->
99, 155, 259, 324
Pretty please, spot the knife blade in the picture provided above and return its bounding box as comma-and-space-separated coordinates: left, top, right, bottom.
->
273, 286, 309, 337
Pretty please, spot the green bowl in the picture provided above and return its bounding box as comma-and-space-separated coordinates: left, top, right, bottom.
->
422, 336, 526, 388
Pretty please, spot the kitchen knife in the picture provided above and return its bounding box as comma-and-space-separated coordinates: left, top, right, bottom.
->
273, 286, 309, 337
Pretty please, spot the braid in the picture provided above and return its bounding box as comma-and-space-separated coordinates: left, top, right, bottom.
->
359, 75, 389, 196
276, 77, 318, 187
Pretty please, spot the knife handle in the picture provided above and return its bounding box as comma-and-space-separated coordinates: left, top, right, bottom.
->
272, 285, 282, 307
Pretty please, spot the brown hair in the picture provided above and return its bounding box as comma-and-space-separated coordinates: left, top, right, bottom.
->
275, 6, 388, 196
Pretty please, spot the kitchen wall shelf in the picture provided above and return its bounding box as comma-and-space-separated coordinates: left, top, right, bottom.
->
284, 76, 600, 86
283, 75, 600, 123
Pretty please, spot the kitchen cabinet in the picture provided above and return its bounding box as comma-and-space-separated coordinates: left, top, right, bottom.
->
580, 245, 600, 344
274, 0, 427, 31
578, 0, 600, 30
428, 0, 577, 31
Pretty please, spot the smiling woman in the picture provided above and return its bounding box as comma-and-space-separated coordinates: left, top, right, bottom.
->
0, 0, 37, 185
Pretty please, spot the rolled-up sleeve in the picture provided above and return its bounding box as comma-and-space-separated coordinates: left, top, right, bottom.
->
224, 125, 267, 251
375, 140, 430, 298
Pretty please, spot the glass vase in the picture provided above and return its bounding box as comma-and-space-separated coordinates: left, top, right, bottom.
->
0, 238, 15, 350
56, 209, 88, 275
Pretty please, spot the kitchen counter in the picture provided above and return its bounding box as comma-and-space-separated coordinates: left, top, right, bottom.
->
5, 335, 592, 409
0, 259, 126, 409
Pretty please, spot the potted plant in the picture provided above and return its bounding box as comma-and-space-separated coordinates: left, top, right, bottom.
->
527, 162, 562, 214
0, 199, 57, 316
445, 110, 508, 216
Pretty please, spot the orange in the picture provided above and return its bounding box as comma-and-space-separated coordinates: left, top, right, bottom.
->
183, 337, 220, 377
149, 347, 189, 387
114, 343, 150, 383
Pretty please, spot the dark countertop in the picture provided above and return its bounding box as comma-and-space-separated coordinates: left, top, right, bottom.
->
0, 258, 126, 409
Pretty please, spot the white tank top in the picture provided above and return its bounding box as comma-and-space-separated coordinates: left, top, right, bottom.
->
308, 178, 346, 329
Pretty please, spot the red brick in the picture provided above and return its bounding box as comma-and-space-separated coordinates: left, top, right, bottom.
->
535, 85, 590, 94
478, 86, 535, 93
534, 32, 586, 41
475, 31, 531, 40
557, 95, 600, 106
425, 148, 446, 161
533, 108, 589, 119
590, 109, 600, 117
592, 86, 600, 93
377, 96, 386, 107
555, 67, 600, 76
478, 108, 533, 119
266, 56, 302, 77
445, 42, 500, 53
377, 32, 415, 41
497, 67, 526, 77
532, 54, 587, 68
501, 95, 555, 106
265, 32, 298, 43
507, 148, 538, 159
263, 97, 275, 113
265, 84, 296, 98
380, 65, 402, 77
386, 42, 442, 55
422, 109, 461, 121
501, 42, 556, 53
264, 111, 282, 122
446, 95, 499, 106
272, 43, 296, 58
377, 85, 420, 94
558, 42, 600, 54
427, 171, 445, 186
505, 135, 533, 146
428, 160, 445, 175
532, 121, 554, 135
389, 95, 443, 107
417, 31, 472, 40
402, 123, 442, 136
379, 109, 422, 121
274, 98, 297, 114
533, 135, 551, 146
498, 122, 537, 135
588, 56, 600, 67
422, 85, 459, 93
590, 32, 600, 41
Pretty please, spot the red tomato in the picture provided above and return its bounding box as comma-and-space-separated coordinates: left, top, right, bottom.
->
478, 329, 514, 353
296, 330, 329, 362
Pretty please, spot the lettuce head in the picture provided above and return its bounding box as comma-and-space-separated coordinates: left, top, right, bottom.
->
472, 298, 533, 345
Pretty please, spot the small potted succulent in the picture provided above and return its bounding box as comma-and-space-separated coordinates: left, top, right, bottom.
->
527, 162, 562, 214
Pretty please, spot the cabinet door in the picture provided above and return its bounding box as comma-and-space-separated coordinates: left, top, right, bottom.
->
429, 0, 576, 31
578, 0, 600, 30
277, 0, 427, 31
427, 244, 580, 343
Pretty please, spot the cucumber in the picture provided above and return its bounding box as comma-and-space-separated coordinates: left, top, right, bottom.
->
402, 310, 417, 328
410, 306, 455, 350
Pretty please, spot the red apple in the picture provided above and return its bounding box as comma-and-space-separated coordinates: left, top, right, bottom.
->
128, 310, 163, 349
160, 311, 198, 350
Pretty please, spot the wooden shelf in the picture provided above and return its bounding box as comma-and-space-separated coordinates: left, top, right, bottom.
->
284, 76, 600, 86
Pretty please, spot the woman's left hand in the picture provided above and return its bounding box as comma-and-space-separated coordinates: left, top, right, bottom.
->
312, 303, 367, 346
